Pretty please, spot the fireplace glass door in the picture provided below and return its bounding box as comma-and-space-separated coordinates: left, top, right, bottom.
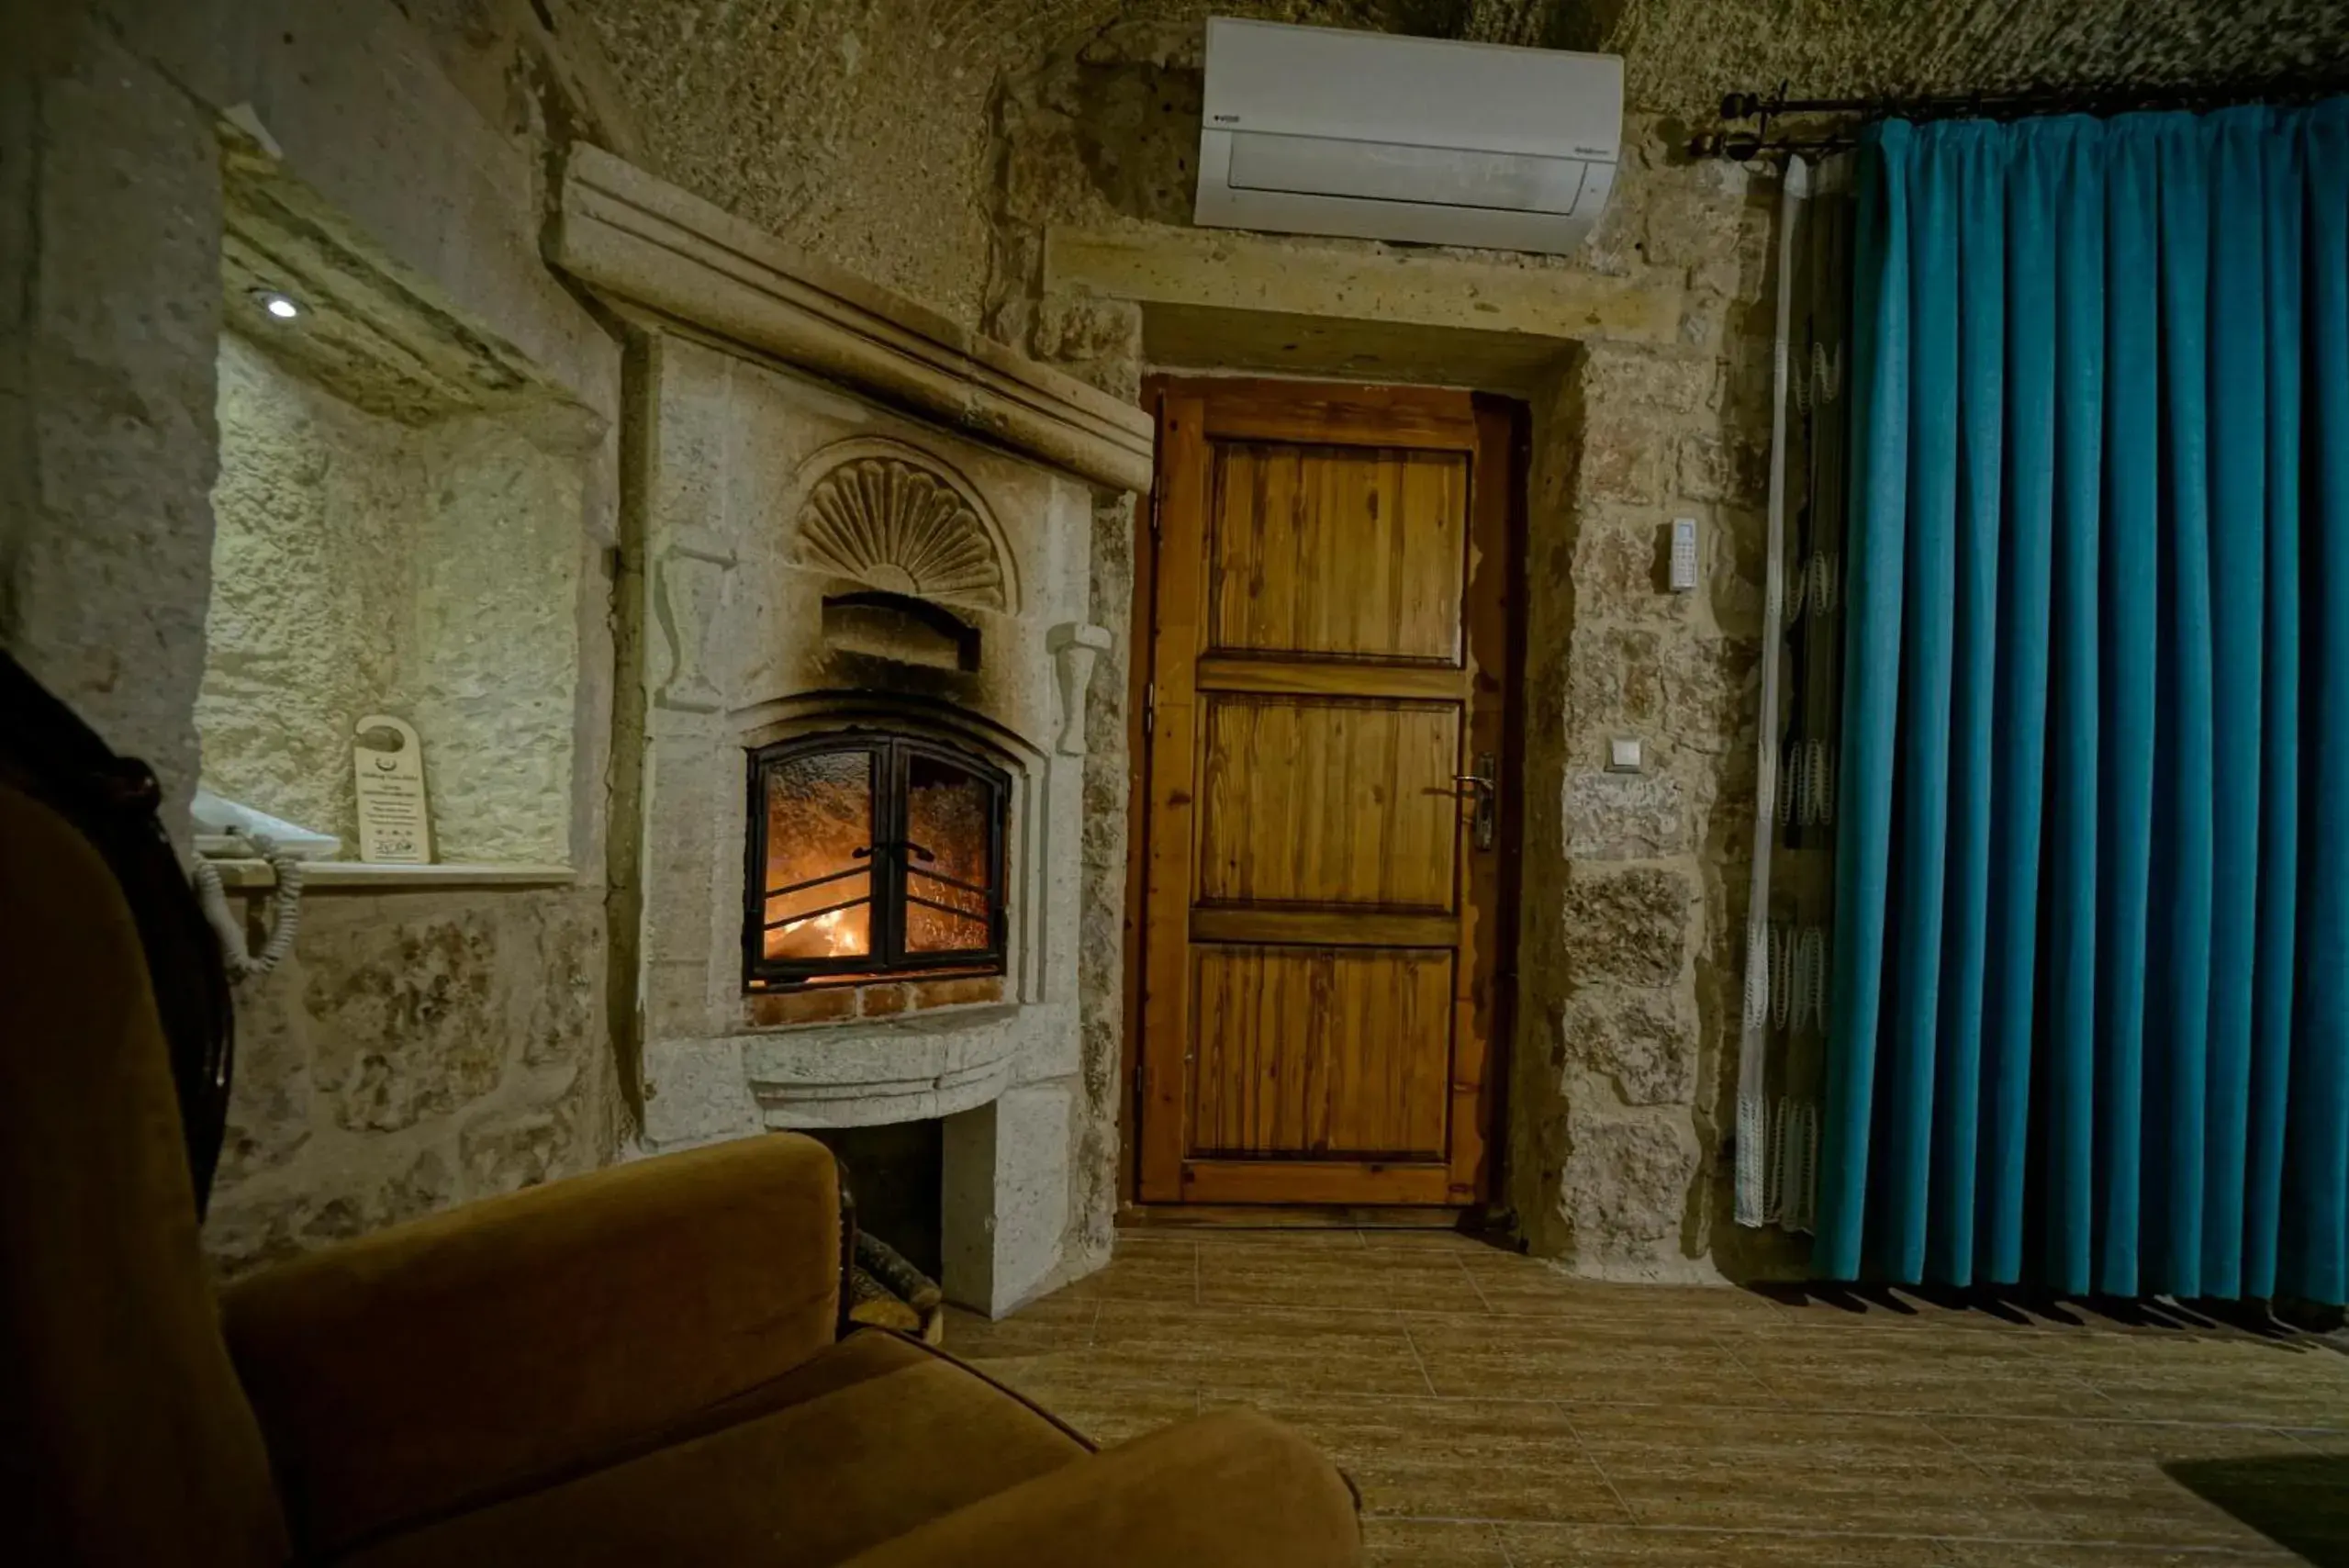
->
746, 734, 1008, 990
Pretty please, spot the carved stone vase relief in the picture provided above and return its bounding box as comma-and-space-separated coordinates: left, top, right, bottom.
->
654, 532, 736, 713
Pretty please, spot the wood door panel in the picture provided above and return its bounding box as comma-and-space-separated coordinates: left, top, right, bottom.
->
1189, 945, 1453, 1160
1196, 655, 1464, 701
1196, 694, 1460, 911
1206, 442, 1468, 663
1136, 379, 1520, 1210
1190, 908, 1458, 947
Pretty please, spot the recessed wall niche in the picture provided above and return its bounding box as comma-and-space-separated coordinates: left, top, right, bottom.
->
195, 139, 601, 868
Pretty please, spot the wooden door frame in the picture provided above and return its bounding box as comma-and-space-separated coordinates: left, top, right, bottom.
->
1116, 375, 1529, 1215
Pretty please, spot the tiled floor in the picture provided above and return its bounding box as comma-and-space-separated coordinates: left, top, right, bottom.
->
945, 1229, 2349, 1566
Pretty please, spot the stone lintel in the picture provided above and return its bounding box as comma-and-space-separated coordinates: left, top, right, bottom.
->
1046, 225, 1685, 352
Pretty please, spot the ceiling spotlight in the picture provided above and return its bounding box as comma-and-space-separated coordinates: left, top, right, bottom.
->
252, 289, 303, 320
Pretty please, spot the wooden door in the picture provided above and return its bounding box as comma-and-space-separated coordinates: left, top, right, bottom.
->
1136, 380, 1519, 1207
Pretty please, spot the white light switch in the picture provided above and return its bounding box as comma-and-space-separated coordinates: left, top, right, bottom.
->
1670, 517, 1699, 592
1607, 736, 1644, 773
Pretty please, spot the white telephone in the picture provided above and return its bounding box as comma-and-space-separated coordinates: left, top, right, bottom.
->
190, 787, 340, 861
187, 787, 331, 979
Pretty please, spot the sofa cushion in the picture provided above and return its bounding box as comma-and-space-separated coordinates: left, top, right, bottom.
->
837, 1409, 1365, 1568
228, 1132, 847, 1557
338, 1330, 1090, 1568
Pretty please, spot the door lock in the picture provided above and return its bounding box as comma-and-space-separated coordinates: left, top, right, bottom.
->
1451, 752, 1498, 851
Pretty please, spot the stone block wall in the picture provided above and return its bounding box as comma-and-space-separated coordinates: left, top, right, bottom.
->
206, 885, 622, 1277
1516, 336, 1773, 1278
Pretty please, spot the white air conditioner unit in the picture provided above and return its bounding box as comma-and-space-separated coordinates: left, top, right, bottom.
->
1193, 17, 1624, 256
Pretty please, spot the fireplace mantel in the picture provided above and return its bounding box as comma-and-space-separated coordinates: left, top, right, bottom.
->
547, 146, 1152, 495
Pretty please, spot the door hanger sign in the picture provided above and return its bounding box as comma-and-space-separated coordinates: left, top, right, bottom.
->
353, 714, 433, 865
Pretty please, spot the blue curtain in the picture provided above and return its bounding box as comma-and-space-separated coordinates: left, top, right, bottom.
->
1820, 100, 2349, 1304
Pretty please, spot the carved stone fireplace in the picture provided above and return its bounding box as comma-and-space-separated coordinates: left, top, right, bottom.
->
549, 148, 1148, 1316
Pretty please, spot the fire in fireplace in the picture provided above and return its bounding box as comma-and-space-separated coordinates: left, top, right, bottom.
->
744, 734, 1009, 990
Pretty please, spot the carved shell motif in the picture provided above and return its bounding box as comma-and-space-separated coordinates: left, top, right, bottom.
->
795, 456, 1008, 612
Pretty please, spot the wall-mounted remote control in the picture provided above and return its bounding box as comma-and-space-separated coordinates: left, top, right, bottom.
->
1671, 517, 1699, 592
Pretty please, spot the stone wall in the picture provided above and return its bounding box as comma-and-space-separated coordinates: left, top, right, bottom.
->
569, 1, 1441, 339
202, 333, 587, 866
2, 0, 630, 848
1069, 489, 1137, 1271
201, 332, 412, 846
1518, 326, 1781, 1280
206, 885, 621, 1276
1, 8, 225, 842
569, 0, 1003, 330
1, 1, 636, 1274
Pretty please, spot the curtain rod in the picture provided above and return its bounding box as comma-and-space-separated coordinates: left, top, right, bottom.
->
1690, 73, 2349, 161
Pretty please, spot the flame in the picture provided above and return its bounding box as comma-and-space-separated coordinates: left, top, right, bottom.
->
778, 905, 856, 956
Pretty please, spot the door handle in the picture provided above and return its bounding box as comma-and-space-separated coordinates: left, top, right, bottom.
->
1452, 753, 1498, 851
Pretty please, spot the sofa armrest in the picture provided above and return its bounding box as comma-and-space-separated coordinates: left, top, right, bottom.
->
222, 1132, 843, 1557
838, 1409, 1362, 1568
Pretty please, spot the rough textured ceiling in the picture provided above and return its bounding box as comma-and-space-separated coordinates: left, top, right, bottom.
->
580, 1, 2349, 135
1529, 0, 2349, 116
627, 0, 2349, 110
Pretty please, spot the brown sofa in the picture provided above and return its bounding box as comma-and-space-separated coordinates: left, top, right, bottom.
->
1, 778, 1363, 1565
